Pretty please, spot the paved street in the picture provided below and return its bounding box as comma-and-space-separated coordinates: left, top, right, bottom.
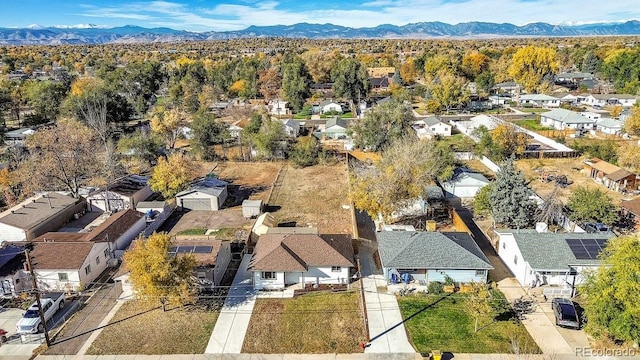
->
205, 254, 256, 354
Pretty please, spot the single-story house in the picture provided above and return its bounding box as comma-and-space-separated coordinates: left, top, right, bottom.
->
412, 117, 452, 139
209, 102, 230, 115
367, 67, 395, 78
280, 119, 300, 138
176, 177, 229, 211
440, 170, 490, 198
370, 77, 390, 91
555, 93, 579, 105
492, 81, 522, 95
250, 233, 354, 290
376, 231, 493, 285
518, 94, 560, 108
580, 111, 602, 121
30, 239, 110, 292
596, 118, 623, 135
228, 118, 249, 138
496, 229, 613, 289
85, 175, 152, 212
0, 192, 86, 242
555, 72, 594, 84
3, 128, 35, 145
268, 100, 290, 116
316, 100, 343, 114
621, 198, 640, 231
84, 209, 146, 251
583, 158, 637, 192
488, 95, 511, 106
540, 108, 596, 130
451, 114, 500, 140
169, 238, 231, 289
322, 118, 349, 140
0, 244, 28, 297
581, 94, 637, 108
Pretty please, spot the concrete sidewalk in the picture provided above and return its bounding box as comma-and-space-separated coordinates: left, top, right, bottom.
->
205, 254, 257, 354
363, 275, 415, 353
498, 278, 574, 354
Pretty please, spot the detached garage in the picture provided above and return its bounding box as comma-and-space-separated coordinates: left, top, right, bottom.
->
441, 170, 490, 199
176, 177, 228, 211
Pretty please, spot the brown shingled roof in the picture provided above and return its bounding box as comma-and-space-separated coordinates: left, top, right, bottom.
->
621, 198, 640, 217
250, 234, 354, 272
87, 209, 143, 243
30, 242, 94, 270
607, 169, 634, 182
586, 158, 621, 175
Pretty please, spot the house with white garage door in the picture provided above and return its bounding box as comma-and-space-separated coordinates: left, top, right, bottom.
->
176, 177, 228, 211
440, 169, 490, 198
85, 175, 152, 212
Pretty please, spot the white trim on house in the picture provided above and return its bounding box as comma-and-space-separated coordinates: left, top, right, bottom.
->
253, 266, 350, 290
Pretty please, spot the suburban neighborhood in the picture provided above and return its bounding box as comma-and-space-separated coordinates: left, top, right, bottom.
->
1, 18, 640, 360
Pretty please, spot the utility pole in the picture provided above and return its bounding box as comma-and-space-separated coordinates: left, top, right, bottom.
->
25, 248, 51, 347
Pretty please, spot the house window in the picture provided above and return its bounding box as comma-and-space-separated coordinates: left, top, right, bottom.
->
96, 256, 100, 265
104, 248, 110, 258
262, 272, 276, 279
475, 270, 485, 276
331, 266, 341, 272
58, 273, 68, 281
197, 271, 207, 279
502, 241, 506, 249
15, 278, 20, 284
85, 265, 91, 275
513, 255, 518, 265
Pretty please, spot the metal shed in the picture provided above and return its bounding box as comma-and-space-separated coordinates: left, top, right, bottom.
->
242, 200, 263, 218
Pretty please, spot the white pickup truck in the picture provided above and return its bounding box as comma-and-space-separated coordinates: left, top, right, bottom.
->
16, 292, 65, 334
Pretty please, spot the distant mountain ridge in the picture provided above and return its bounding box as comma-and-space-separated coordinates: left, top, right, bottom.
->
2, 20, 640, 45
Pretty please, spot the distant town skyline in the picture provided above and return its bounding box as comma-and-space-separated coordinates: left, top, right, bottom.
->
1, 0, 639, 32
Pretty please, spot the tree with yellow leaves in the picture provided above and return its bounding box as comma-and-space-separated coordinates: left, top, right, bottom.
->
508, 46, 559, 92
616, 142, 640, 173
149, 153, 198, 198
150, 106, 188, 150
622, 106, 640, 136
350, 137, 455, 221
490, 123, 529, 158
124, 233, 196, 311
399, 57, 417, 85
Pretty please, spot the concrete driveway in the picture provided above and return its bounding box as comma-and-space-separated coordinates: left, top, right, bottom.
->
539, 301, 590, 350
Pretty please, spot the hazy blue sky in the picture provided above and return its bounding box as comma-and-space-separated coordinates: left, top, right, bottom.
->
1, 0, 638, 32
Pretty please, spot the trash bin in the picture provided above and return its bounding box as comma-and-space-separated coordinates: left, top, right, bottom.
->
432, 350, 442, 360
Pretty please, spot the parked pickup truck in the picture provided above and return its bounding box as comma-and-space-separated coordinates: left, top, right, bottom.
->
16, 292, 65, 334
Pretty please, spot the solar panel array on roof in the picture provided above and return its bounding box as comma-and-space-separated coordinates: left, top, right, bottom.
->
0, 245, 24, 269
566, 238, 608, 260
168, 245, 213, 255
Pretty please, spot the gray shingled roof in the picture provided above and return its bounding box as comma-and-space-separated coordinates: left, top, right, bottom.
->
541, 108, 595, 124
506, 231, 614, 270
376, 231, 493, 270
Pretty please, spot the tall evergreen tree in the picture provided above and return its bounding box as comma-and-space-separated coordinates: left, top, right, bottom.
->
281, 56, 311, 112
490, 157, 536, 229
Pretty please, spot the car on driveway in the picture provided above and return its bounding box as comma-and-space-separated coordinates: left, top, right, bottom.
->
552, 297, 580, 329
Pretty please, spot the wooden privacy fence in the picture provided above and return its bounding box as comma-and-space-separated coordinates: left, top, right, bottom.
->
451, 209, 471, 234
535, 129, 576, 138
516, 150, 580, 159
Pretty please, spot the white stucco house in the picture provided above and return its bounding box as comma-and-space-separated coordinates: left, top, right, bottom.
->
540, 108, 596, 130
440, 170, 491, 198
376, 231, 493, 285
412, 117, 452, 139
596, 118, 623, 135
250, 233, 354, 290
581, 94, 637, 108
176, 177, 229, 211
518, 94, 560, 108
280, 119, 300, 138
496, 230, 614, 290
316, 100, 343, 114
269, 100, 290, 116
321, 118, 349, 140
84, 175, 152, 212
30, 239, 110, 292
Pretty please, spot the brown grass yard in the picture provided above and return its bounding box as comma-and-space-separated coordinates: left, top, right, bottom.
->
86, 301, 218, 355
210, 161, 283, 202
269, 162, 352, 234
242, 291, 366, 354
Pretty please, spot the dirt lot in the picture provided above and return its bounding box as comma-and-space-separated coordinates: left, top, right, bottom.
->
268, 161, 352, 234
215, 161, 282, 203
516, 156, 631, 204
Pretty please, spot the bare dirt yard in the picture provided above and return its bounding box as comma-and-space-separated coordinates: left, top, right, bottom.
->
268, 161, 352, 234
516, 156, 628, 204
214, 161, 282, 203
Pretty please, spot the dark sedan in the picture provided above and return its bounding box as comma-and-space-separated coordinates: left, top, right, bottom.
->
552, 297, 580, 329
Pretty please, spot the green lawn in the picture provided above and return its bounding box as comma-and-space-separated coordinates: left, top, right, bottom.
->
243, 291, 366, 353
436, 133, 476, 152
398, 292, 540, 354
514, 119, 551, 131
177, 228, 208, 235
87, 301, 218, 354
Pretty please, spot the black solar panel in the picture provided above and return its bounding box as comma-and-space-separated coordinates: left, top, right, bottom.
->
176, 246, 195, 254
0, 245, 24, 269
566, 238, 608, 260
194, 246, 213, 253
